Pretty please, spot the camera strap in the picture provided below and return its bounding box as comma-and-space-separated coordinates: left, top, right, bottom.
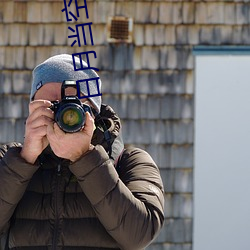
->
93, 112, 113, 160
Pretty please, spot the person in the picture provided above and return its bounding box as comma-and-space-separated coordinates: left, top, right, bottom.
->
0, 54, 164, 250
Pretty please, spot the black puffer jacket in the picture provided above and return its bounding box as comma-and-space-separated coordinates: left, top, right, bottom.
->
0, 105, 164, 250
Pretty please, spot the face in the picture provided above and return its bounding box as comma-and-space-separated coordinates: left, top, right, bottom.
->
34, 82, 92, 107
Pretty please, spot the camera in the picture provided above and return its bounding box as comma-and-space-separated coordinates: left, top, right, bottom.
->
50, 80, 92, 133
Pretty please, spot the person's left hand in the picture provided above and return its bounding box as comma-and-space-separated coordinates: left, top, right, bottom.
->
46, 112, 95, 162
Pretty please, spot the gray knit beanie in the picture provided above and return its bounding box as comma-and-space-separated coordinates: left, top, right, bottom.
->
30, 54, 102, 113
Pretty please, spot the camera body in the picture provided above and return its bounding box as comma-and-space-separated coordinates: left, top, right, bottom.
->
50, 80, 92, 133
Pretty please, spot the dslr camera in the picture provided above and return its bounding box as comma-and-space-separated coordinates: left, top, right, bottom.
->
50, 80, 92, 133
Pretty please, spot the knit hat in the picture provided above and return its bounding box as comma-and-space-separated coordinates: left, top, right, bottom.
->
30, 54, 102, 113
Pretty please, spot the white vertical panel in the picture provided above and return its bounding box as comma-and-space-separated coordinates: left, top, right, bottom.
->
194, 55, 250, 250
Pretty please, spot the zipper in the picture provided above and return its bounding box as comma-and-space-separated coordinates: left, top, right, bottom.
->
52, 160, 62, 249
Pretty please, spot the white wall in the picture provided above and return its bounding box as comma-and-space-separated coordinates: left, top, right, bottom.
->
194, 54, 250, 250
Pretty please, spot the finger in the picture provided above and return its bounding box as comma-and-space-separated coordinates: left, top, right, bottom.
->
53, 122, 65, 137
28, 105, 54, 123
25, 125, 48, 139
29, 100, 52, 114
26, 115, 54, 130
47, 122, 65, 142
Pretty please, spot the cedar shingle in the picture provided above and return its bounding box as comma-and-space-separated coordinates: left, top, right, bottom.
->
133, 47, 142, 70
120, 71, 136, 94
199, 26, 214, 44
139, 95, 148, 119
187, 25, 199, 45
41, 2, 54, 23
150, 2, 159, 24
236, 3, 249, 24
176, 25, 189, 45
3, 2, 14, 23
22, 97, 29, 118
135, 71, 151, 94
186, 70, 194, 94
14, 2, 27, 23
174, 169, 193, 193
207, 3, 224, 24
160, 95, 193, 120
172, 120, 193, 144
161, 2, 182, 24
148, 120, 167, 144
195, 3, 207, 24
28, 24, 45, 46
0, 71, 12, 94
14, 47, 25, 70
150, 71, 168, 95
166, 46, 178, 69
159, 144, 172, 168
224, 3, 236, 24
145, 24, 154, 46
93, 1, 114, 24
52, 2, 64, 23
2, 95, 23, 119
0, 2, 3, 23
134, 24, 144, 46
154, 25, 166, 46
0, 48, 5, 69
232, 26, 243, 44
90, 46, 112, 71
115, 2, 136, 20
0, 119, 16, 143
25, 46, 36, 70
110, 71, 122, 94
159, 3, 172, 24
160, 169, 174, 193
173, 194, 193, 218
127, 95, 140, 119
147, 97, 161, 119
159, 46, 168, 70
171, 145, 193, 168
135, 2, 151, 23
92, 24, 106, 45
54, 24, 67, 46
43, 24, 55, 45
170, 219, 192, 243
27, 2, 42, 23
12, 71, 32, 94
9, 24, 27, 46
165, 26, 176, 45
98, 71, 112, 94
183, 2, 195, 24
112, 44, 127, 71
242, 25, 250, 44
15, 119, 26, 143
220, 25, 233, 44
4, 47, 14, 69
0, 24, 9, 46
164, 194, 173, 218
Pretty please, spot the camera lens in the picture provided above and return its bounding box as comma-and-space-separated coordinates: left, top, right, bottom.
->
55, 104, 85, 133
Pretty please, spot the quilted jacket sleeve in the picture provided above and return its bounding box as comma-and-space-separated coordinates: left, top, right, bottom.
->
0, 143, 39, 235
69, 145, 164, 250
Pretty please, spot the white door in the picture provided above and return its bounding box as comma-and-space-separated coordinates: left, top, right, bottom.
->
194, 50, 250, 250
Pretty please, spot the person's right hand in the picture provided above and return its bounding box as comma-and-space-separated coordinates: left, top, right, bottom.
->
20, 100, 54, 164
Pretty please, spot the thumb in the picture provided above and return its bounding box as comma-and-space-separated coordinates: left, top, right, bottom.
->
83, 112, 95, 136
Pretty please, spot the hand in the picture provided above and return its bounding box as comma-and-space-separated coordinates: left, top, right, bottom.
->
21, 100, 54, 164
46, 112, 95, 162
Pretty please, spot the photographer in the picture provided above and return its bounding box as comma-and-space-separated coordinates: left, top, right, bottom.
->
0, 54, 164, 250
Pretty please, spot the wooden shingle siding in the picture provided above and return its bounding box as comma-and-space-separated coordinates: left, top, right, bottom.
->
1, 1, 250, 249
